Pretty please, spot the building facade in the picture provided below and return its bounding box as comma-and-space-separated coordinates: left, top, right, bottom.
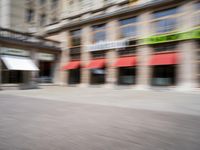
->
0, 0, 60, 33
44, 0, 200, 90
0, 27, 61, 89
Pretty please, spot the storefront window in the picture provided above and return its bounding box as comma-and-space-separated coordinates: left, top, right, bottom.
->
153, 7, 178, 34
151, 65, 176, 86
92, 24, 106, 43
70, 29, 82, 47
38, 53, 55, 83
118, 67, 136, 85
68, 69, 81, 84
1, 61, 23, 84
119, 17, 137, 38
90, 68, 106, 85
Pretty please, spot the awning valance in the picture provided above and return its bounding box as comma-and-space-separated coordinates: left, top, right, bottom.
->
1, 55, 39, 71
149, 53, 178, 66
114, 56, 137, 67
85, 59, 106, 69
62, 61, 81, 70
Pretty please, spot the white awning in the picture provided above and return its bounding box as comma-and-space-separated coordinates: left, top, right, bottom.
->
1, 55, 39, 71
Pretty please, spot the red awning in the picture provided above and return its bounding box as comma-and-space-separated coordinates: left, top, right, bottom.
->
85, 59, 106, 69
114, 56, 137, 67
62, 61, 81, 70
149, 53, 178, 66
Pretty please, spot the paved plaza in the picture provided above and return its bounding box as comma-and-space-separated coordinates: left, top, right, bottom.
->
0, 87, 200, 150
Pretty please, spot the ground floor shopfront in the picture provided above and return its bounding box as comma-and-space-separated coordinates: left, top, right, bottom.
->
0, 47, 59, 89
63, 58, 178, 88
62, 40, 200, 90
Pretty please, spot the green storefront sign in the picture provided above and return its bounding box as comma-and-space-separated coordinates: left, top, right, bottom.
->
142, 28, 200, 45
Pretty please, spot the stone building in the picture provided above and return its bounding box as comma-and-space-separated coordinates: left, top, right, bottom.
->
0, 0, 60, 33
45, 0, 200, 90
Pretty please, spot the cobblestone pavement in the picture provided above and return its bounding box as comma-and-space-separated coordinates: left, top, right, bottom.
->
0, 87, 200, 150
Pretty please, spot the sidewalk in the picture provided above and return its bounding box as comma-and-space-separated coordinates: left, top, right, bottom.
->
1, 86, 200, 116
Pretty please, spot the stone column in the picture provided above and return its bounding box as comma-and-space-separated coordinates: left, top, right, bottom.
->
80, 26, 92, 87
136, 12, 152, 89
29, 49, 39, 88
177, 1, 198, 90
53, 31, 69, 85
105, 19, 118, 88
177, 41, 198, 90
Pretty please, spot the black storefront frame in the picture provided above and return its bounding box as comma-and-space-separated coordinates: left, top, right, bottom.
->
68, 68, 81, 85
151, 65, 177, 86
117, 66, 137, 85
90, 67, 106, 85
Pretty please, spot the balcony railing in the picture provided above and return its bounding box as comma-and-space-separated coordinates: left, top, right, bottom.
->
0, 27, 61, 50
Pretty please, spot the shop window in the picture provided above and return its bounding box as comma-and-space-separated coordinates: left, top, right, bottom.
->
151, 65, 176, 86
70, 29, 82, 47
68, 69, 81, 84
153, 7, 178, 33
90, 68, 106, 85
153, 43, 177, 52
92, 24, 106, 43
119, 17, 137, 38
1, 61, 23, 84
39, 61, 53, 83
118, 67, 136, 85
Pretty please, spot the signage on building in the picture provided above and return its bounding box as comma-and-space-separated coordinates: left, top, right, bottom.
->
0, 48, 29, 56
38, 53, 55, 61
87, 39, 128, 51
142, 28, 200, 44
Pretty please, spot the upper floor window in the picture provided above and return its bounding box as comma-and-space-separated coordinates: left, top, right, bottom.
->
119, 17, 137, 38
70, 29, 82, 47
91, 51, 106, 59
40, 0, 46, 5
153, 7, 178, 34
69, 47, 81, 60
40, 14, 46, 26
92, 24, 106, 43
26, 9, 34, 23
